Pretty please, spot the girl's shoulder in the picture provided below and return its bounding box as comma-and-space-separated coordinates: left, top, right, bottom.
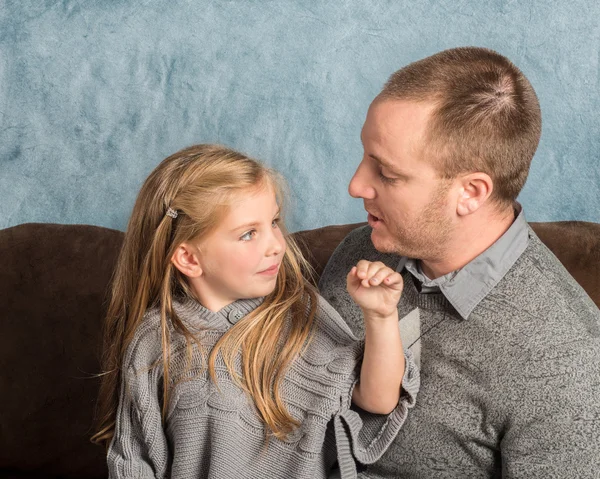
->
124, 298, 216, 371
310, 293, 361, 346
293, 293, 362, 388
122, 306, 164, 371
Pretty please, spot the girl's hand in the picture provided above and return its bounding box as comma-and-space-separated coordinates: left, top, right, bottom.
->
346, 260, 404, 320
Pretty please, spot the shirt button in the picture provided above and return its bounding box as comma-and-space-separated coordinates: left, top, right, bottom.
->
227, 309, 243, 324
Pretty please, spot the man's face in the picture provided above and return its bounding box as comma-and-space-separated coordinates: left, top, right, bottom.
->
349, 99, 454, 260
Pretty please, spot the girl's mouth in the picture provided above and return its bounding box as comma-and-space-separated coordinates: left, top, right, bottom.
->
258, 264, 280, 275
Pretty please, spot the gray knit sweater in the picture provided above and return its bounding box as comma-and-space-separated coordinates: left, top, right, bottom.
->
107, 294, 419, 479
319, 224, 600, 478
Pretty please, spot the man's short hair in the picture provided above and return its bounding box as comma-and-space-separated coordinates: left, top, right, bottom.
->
379, 47, 542, 207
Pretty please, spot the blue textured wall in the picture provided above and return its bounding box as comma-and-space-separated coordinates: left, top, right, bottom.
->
1, 1, 599, 232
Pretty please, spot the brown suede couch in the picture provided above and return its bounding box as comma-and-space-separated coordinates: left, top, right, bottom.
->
1, 221, 599, 479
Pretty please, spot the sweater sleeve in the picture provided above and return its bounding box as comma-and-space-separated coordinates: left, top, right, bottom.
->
333, 348, 420, 479
315, 296, 420, 478
107, 325, 171, 479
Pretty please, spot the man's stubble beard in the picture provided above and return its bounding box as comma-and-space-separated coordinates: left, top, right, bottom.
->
383, 186, 453, 260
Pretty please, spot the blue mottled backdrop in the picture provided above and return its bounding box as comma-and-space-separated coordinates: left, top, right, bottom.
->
1, 0, 599, 232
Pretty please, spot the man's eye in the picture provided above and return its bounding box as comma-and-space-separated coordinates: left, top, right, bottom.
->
378, 170, 397, 184
240, 230, 256, 241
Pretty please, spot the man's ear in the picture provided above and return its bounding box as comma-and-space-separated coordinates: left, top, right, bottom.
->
456, 172, 494, 216
171, 242, 203, 278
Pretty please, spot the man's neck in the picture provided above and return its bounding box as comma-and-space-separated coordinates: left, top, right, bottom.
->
420, 206, 517, 280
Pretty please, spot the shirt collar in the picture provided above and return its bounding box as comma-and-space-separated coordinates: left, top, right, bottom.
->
396, 205, 530, 320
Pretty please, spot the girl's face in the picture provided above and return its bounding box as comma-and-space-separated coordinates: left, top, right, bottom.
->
190, 185, 286, 312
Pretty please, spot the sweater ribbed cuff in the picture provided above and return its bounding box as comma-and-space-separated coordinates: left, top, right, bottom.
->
340, 348, 420, 466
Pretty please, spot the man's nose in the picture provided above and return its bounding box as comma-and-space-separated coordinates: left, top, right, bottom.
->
348, 161, 376, 199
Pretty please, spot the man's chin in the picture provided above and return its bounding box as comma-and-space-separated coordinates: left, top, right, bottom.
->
370, 229, 397, 254
371, 229, 417, 257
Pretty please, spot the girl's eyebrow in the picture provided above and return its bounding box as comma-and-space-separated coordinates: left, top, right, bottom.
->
233, 221, 260, 233
231, 209, 281, 233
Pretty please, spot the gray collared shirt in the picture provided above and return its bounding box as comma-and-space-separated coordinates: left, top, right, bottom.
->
396, 205, 530, 319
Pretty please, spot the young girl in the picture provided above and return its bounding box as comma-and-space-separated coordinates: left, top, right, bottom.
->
92, 144, 419, 479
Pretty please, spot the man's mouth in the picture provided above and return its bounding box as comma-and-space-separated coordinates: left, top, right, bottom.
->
367, 212, 383, 228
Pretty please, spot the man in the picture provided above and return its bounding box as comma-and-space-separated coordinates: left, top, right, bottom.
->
319, 47, 600, 478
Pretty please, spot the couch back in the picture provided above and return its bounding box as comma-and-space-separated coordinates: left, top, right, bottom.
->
1, 221, 599, 478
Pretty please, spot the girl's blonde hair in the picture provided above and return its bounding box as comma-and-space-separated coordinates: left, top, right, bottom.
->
92, 144, 317, 448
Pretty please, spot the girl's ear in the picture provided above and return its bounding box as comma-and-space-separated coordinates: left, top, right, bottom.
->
171, 242, 203, 278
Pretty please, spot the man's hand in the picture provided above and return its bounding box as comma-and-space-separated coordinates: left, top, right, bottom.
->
347, 260, 404, 319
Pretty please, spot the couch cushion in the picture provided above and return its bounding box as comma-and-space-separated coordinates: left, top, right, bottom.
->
0, 223, 122, 479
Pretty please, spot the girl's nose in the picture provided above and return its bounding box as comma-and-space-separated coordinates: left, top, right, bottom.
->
266, 230, 284, 256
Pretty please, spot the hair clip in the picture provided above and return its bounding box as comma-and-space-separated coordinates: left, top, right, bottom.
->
165, 207, 178, 219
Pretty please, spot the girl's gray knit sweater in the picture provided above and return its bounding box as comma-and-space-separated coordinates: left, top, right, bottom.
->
107, 295, 419, 479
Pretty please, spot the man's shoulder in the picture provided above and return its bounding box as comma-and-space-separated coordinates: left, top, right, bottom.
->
511, 229, 596, 305
483, 227, 600, 331
319, 225, 398, 284
330, 224, 376, 260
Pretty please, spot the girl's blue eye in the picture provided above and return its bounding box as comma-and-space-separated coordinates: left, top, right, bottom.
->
240, 230, 256, 242
240, 219, 279, 241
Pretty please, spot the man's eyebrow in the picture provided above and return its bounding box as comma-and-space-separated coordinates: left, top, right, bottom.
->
369, 154, 407, 176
